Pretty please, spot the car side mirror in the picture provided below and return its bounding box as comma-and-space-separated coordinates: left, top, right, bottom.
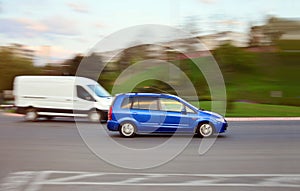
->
181, 107, 187, 115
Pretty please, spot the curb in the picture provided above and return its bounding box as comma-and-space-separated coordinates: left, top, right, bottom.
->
1, 112, 23, 117
226, 117, 300, 122
2, 112, 300, 121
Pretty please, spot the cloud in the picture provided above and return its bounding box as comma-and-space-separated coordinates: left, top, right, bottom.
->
27, 45, 76, 66
67, 2, 89, 13
218, 19, 245, 26
16, 18, 48, 32
42, 16, 80, 36
0, 18, 34, 38
27, 45, 72, 58
197, 0, 216, 4
94, 20, 110, 29
0, 17, 80, 38
95, 22, 107, 28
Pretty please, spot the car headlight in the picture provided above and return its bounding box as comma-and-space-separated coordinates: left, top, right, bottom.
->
216, 117, 225, 123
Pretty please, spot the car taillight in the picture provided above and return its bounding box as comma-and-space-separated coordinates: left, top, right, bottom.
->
108, 106, 112, 120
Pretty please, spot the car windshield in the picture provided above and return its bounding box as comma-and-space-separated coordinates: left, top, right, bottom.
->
178, 97, 199, 112
87, 84, 111, 98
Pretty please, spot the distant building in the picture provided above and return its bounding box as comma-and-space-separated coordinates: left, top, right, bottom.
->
198, 31, 249, 50
1, 43, 35, 61
249, 17, 300, 47
96, 49, 122, 63
93, 31, 249, 61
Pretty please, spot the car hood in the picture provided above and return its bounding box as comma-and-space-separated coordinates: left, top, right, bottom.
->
199, 110, 224, 119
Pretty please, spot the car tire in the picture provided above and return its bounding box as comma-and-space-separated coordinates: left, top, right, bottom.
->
197, 122, 214, 137
24, 108, 38, 122
119, 122, 136, 138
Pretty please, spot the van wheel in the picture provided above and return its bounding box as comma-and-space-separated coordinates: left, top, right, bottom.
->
119, 122, 136, 138
46, 116, 54, 120
88, 110, 101, 123
197, 122, 214, 137
25, 108, 38, 122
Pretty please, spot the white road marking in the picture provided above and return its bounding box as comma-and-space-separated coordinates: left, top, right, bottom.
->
0, 171, 36, 191
118, 174, 164, 184
2, 171, 300, 191
24, 171, 50, 191
45, 172, 104, 183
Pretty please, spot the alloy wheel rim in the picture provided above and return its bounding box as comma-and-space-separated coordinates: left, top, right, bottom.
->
122, 123, 134, 136
200, 124, 212, 136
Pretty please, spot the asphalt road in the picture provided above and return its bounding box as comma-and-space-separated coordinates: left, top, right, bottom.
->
0, 112, 300, 191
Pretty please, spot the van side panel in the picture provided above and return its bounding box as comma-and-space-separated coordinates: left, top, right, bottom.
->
14, 77, 74, 110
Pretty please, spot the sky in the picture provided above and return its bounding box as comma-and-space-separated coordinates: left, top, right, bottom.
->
0, 0, 299, 66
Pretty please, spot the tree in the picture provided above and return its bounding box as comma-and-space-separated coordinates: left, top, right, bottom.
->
0, 49, 41, 91
60, 54, 84, 76
213, 43, 256, 76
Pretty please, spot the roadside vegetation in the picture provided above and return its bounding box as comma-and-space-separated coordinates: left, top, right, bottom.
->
194, 101, 300, 117
1, 39, 299, 117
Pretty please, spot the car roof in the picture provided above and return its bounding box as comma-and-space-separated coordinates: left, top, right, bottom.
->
119, 93, 179, 99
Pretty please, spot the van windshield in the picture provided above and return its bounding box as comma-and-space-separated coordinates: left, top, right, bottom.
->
87, 84, 111, 98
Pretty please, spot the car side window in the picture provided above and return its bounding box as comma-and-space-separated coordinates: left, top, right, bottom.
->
121, 97, 133, 109
185, 105, 197, 114
76, 86, 95, 101
131, 97, 139, 109
160, 98, 184, 112
131, 97, 159, 110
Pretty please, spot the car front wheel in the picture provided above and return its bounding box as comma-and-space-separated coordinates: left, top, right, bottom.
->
197, 123, 214, 137
119, 122, 136, 137
25, 108, 38, 122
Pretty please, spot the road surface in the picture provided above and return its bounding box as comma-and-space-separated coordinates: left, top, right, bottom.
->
0, 112, 300, 191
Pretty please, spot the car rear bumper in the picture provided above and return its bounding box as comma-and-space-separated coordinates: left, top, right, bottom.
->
107, 120, 119, 131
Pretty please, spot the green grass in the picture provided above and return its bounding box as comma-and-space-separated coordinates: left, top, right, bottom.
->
278, 40, 300, 50
191, 101, 300, 117
102, 50, 300, 108
186, 53, 300, 106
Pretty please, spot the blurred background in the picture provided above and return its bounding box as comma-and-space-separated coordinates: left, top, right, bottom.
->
0, 0, 299, 116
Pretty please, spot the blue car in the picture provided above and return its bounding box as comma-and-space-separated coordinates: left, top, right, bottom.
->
107, 93, 227, 137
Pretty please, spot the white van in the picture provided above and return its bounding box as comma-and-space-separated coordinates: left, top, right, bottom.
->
13, 76, 112, 122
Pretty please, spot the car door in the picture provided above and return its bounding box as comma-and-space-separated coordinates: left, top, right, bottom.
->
130, 96, 161, 133
159, 98, 194, 133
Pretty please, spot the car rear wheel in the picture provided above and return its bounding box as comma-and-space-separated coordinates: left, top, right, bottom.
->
119, 122, 136, 137
25, 108, 38, 122
197, 123, 214, 137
